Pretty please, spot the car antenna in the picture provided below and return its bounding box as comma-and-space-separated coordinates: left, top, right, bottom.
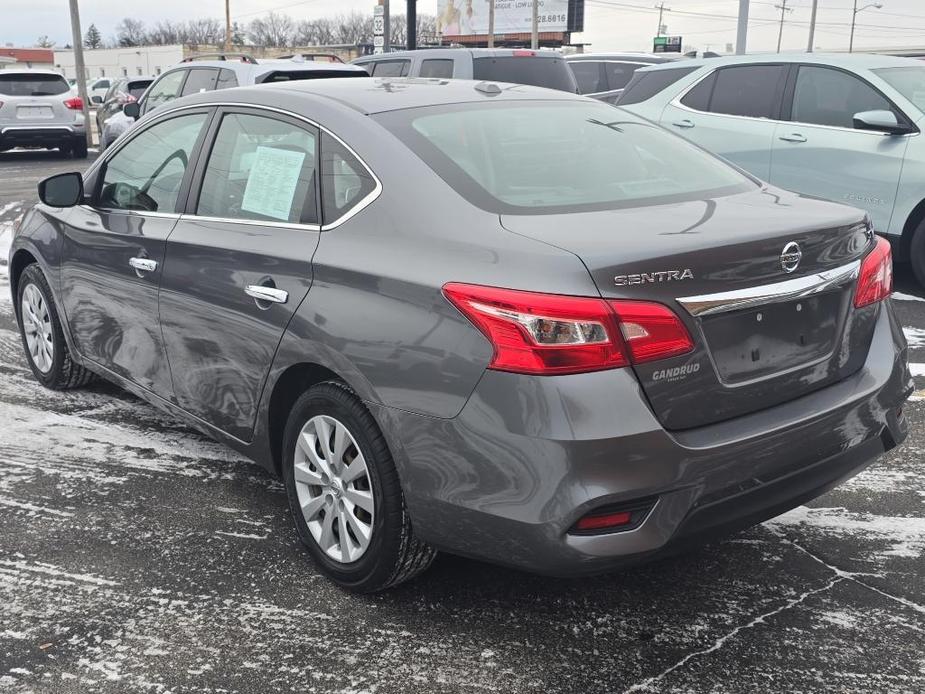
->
474, 81, 502, 95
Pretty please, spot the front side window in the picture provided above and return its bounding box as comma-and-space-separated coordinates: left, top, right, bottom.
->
708, 65, 787, 119
569, 61, 604, 94
793, 66, 893, 129
144, 70, 186, 113
320, 132, 377, 226
604, 62, 644, 91
377, 101, 752, 215
874, 66, 925, 114
371, 60, 410, 77
197, 113, 319, 224
181, 69, 218, 96
420, 59, 454, 79
98, 113, 207, 213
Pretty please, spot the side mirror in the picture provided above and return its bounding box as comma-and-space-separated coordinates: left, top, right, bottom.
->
123, 101, 140, 119
91, 95, 103, 105
38, 172, 84, 207
853, 110, 912, 135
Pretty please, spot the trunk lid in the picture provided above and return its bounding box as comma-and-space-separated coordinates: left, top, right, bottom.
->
501, 188, 874, 430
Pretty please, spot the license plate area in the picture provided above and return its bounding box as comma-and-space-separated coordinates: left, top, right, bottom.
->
700, 291, 843, 384
17, 106, 54, 119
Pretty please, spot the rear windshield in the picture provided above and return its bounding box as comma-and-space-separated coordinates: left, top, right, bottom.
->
376, 101, 753, 215
257, 69, 368, 83
618, 66, 699, 105
473, 57, 577, 93
873, 66, 925, 113
0, 73, 70, 96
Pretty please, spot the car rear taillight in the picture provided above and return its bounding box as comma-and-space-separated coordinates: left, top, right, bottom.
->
512, 50, 536, 57
854, 236, 893, 308
443, 283, 693, 376
63, 96, 83, 110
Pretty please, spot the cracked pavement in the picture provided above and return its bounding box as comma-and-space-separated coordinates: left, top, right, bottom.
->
0, 150, 923, 693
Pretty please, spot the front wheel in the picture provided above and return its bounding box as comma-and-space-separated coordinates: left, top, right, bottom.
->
16, 264, 94, 390
910, 219, 925, 288
282, 382, 435, 592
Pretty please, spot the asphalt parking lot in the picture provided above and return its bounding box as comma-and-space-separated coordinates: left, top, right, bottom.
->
0, 150, 923, 693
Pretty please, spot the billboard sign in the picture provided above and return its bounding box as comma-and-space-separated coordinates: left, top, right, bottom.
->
437, 0, 570, 36
653, 35, 682, 53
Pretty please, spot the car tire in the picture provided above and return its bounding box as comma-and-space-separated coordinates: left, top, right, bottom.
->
16, 264, 95, 390
910, 218, 925, 288
72, 138, 88, 159
282, 381, 436, 592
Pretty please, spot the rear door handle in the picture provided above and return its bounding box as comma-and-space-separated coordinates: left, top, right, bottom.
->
245, 285, 288, 305
129, 257, 158, 273
672, 119, 695, 129
778, 133, 807, 143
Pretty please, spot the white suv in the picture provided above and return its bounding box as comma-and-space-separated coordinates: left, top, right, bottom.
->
0, 70, 88, 158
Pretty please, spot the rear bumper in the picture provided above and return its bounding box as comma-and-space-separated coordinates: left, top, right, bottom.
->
375, 301, 912, 576
0, 125, 84, 148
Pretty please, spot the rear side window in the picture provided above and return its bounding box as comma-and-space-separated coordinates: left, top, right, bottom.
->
258, 69, 368, 83
791, 66, 892, 129
197, 113, 319, 225
680, 72, 715, 111
216, 68, 238, 90
320, 132, 377, 226
98, 113, 207, 213
0, 74, 69, 96
473, 56, 577, 92
371, 60, 410, 77
708, 65, 787, 118
181, 69, 218, 96
569, 61, 604, 94
604, 62, 644, 91
420, 59, 454, 79
617, 66, 699, 105
144, 70, 186, 113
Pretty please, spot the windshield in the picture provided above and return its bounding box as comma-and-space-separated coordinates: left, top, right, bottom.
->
0, 74, 70, 96
874, 66, 925, 113
376, 101, 753, 214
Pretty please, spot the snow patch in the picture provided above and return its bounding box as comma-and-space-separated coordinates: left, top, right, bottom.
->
903, 327, 925, 348
893, 291, 925, 302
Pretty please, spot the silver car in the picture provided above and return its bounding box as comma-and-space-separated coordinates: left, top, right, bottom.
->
0, 69, 88, 157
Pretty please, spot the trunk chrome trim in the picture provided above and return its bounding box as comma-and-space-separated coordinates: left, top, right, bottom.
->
676, 260, 861, 317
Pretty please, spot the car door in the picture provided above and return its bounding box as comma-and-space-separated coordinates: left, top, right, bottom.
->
660, 63, 788, 181
770, 64, 911, 234
60, 108, 213, 398
158, 107, 322, 440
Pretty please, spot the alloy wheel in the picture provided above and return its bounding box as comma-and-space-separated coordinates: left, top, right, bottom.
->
293, 415, 375, 564
21, 283, 54, 373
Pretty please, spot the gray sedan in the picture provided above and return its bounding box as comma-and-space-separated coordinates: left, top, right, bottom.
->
8, 78, 911, 592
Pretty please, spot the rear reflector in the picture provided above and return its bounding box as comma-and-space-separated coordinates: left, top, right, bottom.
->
575, 511, 632, 532
63, 96, 83, 110
854, 236, 893, 308
443, 283, 693, 376
571, 498, 657, 535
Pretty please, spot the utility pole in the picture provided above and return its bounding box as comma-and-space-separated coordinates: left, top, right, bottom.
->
224, 0, 232, 51
774, 0, 793, 53
806, 0, 818, 52
67, 0, 92, 150
407, 0, 416, 50
488, 0, 495, 48
654, 2, 670, 37
383, 0, 390, 52
735, 0, 749, 54
850, 1, 884, 53
531, 0, 538, 49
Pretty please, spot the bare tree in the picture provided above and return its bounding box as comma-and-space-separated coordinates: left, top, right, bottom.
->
294, 17, 337, 46
186, 18, 224, 46
248, 11, 294, 48
148, 20, 186, 45
116, 18, 147, 47
331, 11, 373, 45
36, 35, 55, 48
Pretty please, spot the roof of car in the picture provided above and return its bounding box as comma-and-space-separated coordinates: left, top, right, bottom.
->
353, 48, 565, 62
231, 76, 583, 114
0, 68, 67, 77
170, 58, 366, 75
566, 52, 683, 63
636, 51, 924, 73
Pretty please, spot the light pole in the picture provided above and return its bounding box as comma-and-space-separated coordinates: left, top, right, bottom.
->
531, 0, 538, 49
850, 1, 883, 53
67, 0, 92, 150
807, 0, 818, 52
735, 0, 749, 55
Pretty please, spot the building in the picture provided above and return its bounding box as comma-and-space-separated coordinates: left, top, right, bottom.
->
54, 45, 184, 80
0, 47, 55, 69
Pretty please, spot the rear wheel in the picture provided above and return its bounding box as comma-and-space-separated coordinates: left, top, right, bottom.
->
282, 382, 435, 592
72, 138, 88, 159
16, 264, 94, 390
910, 218, 925, 288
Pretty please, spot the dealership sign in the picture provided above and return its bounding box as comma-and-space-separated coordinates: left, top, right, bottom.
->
653, 35, 682, 53
437, 0, 570, 36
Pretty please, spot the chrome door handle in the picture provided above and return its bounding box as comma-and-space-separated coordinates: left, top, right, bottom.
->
129, 257, 158, 273
245, 285, 288, 304
779, 133, 807, 143
672, 119, 695, 129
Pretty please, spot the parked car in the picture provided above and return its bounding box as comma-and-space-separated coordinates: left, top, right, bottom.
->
96, 76, 154, 151
617, 53, 925, 284
10, 78, 910, 592
107, 53, 369, 146
566, 52, 683, 104
0, 69, 88, 157
353, 48, 579, 92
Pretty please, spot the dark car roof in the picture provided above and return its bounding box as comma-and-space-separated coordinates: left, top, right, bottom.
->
566, 52, 683, 64
248, 76, 583, 115
354, 48, 566, 62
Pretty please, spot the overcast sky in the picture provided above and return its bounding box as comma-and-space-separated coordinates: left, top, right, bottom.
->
4, 0, 925, 54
